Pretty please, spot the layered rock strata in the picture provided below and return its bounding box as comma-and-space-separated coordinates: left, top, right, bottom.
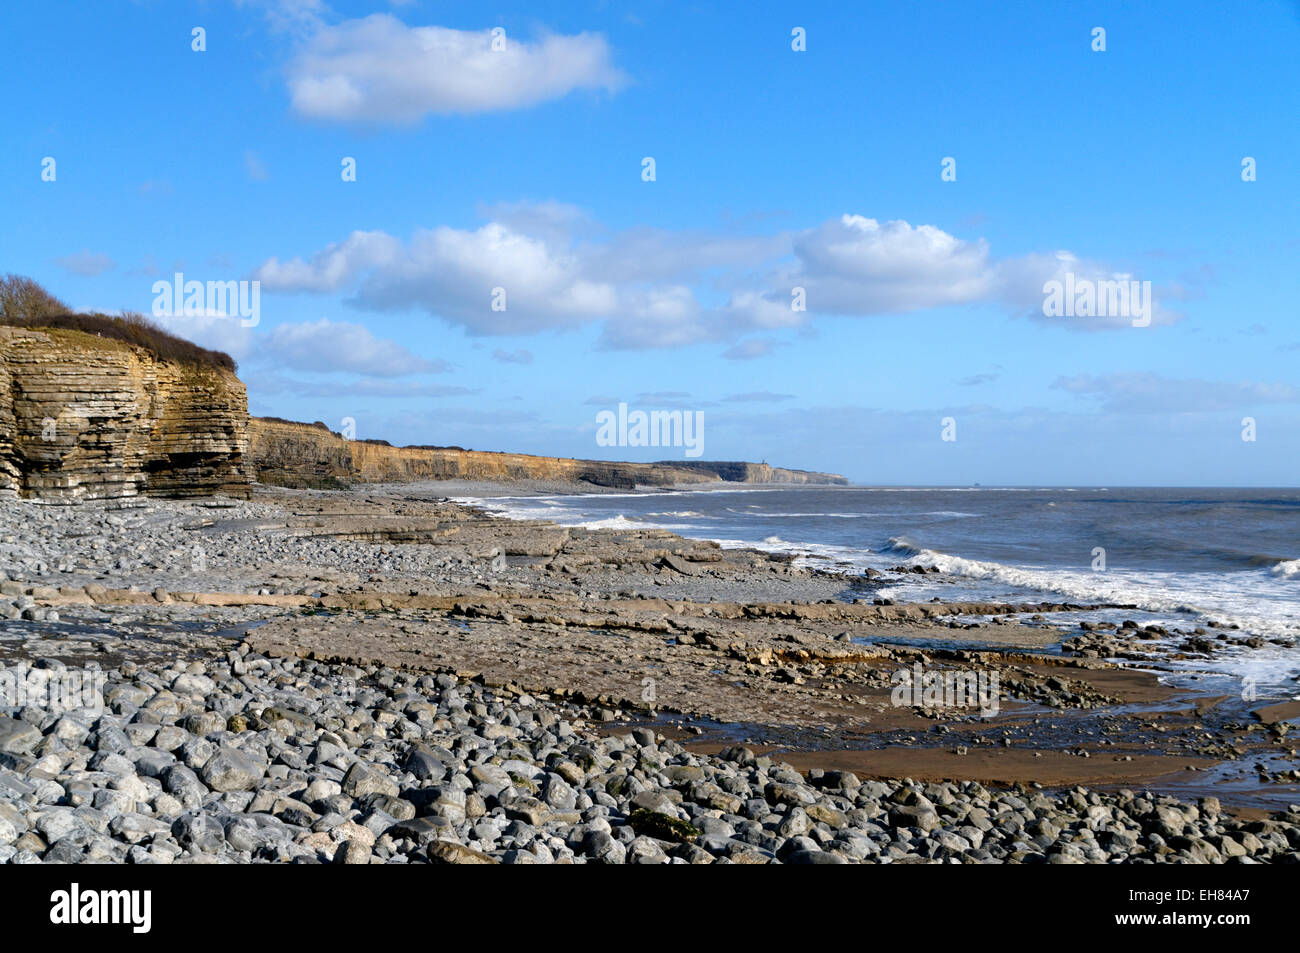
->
248, 417, 847, 489
0, 327, 250, 501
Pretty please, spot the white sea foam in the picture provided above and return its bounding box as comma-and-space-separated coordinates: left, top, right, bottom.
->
898, 547, 1300, 640
1270, 558, 1300, 579
575, 515, 647, 530
729, 510, 885, 518
457, 488, 1300, 645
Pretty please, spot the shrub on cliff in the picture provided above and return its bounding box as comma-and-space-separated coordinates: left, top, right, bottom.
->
0, 273, 69, 321
0, 275, 236, 371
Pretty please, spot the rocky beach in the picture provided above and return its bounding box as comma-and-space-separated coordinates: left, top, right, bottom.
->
2, 484, 1298, 864
5, 6, 1293, 937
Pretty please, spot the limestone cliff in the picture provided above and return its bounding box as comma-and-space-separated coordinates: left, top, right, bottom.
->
0, 327, 251, 501
655, 460, 849, 486
0, 328, 844, 502
249, 418, 848, 489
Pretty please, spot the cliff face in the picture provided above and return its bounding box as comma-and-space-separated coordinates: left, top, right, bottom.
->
0, 328, 843, 502
657, 460, 849, 486
249, 418, 848, 489
249, 418, 720, 489
0, 327, 251, 501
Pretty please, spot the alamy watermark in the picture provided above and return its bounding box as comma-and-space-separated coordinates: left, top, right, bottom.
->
1042, 272, 1151, 327
595, 403, 704, 458
890, 662, 1000, 717
0, 662, 106, 715
50, 883, 151, 933
152, 272, 260, 327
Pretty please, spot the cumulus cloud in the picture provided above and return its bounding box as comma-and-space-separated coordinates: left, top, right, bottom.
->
53, 251, 115, 277
726, 217, 1182, 333
148, 313, 444, 379
262, 318, 449, 376
258, 221, 624, 335
152, 314, 256, 362
286, 15, 625, 121
787, 214, 996, 314
255, 231, 404, 293
1052, 372, 1299, 414
1006, 252, 1183, 330
253, 204, 1176, 349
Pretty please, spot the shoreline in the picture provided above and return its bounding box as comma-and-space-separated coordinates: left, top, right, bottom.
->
1, 484, 1298, 863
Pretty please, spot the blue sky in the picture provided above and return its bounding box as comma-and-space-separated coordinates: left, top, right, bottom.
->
4, 0, 1298, 485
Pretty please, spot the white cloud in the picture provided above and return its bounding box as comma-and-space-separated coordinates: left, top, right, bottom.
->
255, 231, 403, 292
258, 221, 619, 335
253, 204, 1177, 349
261, 318, 448, 376
1003, 252, 1183, 330
248, 0, 329, 36
286, 15, 625, 122
723, 218, 1182, 333
151, 313, 255, 361
789, 214, 995, 313
146, 314, 442, 378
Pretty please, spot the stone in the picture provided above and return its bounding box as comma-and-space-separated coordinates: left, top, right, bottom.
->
403, 749, 445, 781
469, 763, 511, 788
200, 748, 263, 792
806, 803, 849, 829
35, 808, 87, 844
224, 814, 291, 853
580, 830, 627, 864
427, 840, 499, 864
783, 849, 847, 864
0, 717, 40, 756
341, 762, 399, 799
334, 840, 372, 865
386, 817, 453, 846
890, 804, 941, 832
500, 795, 547, 826
171, 813, 226, 853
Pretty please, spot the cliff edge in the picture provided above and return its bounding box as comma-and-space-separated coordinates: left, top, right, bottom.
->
248, 417, 848, 490
0, 326, 845, 500
0, 326, 251, 501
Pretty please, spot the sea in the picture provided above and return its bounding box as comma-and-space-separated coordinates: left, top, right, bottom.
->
457, 485, 1300, 694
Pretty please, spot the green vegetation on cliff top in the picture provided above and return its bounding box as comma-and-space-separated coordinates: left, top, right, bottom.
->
1, 273, 236, 372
